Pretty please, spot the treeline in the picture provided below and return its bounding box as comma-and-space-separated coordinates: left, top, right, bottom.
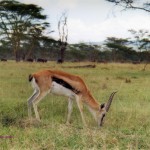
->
0, 40, 150, 63
66, 44, 150, 63
64, 42, 150, 63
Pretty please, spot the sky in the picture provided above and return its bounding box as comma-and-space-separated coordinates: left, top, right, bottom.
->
19, 0, 150, 44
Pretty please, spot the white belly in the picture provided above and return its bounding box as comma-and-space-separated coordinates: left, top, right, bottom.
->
50, 82, 75, 98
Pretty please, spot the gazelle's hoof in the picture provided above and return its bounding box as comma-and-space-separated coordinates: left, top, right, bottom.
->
36, 119, 41, 123
66, 121, 72, 126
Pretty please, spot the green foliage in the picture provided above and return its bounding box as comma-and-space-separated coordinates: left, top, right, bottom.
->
0, 0, 50, 61
129, 29, 150, 52
105, 37, 133, 61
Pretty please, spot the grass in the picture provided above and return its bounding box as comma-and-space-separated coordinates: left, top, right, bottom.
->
0, 61, 150, 149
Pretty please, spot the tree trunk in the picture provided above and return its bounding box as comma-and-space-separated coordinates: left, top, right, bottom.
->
60, 46, 65, 63
15, 50, 20, 62
13, 44, 20, 62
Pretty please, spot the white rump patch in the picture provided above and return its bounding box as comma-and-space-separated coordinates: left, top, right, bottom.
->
31, 77, 40, 91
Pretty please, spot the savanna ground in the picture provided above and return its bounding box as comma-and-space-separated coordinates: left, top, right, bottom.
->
0, 61, 150, 150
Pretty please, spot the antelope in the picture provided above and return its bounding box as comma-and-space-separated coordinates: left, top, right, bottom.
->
27, 69, 117, 127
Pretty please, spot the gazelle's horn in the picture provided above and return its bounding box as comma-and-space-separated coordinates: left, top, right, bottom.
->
105, 91, 117, 112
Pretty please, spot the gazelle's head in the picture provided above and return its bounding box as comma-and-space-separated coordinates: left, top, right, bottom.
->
97, 92, 117, 127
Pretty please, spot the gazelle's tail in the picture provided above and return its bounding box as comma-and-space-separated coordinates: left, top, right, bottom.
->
29, 74, 33, 82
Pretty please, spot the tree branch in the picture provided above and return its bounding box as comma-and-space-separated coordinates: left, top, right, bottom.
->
106, 0, 150, 12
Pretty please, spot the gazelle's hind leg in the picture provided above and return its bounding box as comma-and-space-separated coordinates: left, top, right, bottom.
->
32, 91, 49, 121
27, 89, 40, 118
66, 98, 73, 125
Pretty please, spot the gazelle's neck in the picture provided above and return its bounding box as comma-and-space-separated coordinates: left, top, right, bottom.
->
84, 91, 100, 110
83, 91, 100, 121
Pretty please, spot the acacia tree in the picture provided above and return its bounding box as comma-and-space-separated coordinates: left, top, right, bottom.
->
57, 12, 68, 63
129, 29, 150, 70
105, 37, 131, 62
129, 29, 149, 55
0, 0, 50, 61
106, 0, 150, 12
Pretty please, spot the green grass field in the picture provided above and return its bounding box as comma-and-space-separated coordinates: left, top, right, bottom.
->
0, 61, 150, 150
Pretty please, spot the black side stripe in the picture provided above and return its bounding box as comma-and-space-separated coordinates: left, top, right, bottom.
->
52, 76, 80, 94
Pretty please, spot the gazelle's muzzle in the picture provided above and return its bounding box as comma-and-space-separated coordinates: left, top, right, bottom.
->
99, 113, 106, 126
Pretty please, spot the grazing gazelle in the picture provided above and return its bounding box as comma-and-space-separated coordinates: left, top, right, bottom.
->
27, 69, 117, 127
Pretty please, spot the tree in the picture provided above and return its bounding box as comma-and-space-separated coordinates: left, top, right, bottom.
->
129, 29, 150, 60
106, 0, 150, 12
57, 12, 68, 63
39, 36, 60, 60
104, 37, 134, 62
0, 0, 50, 61
129, 29, 150, 70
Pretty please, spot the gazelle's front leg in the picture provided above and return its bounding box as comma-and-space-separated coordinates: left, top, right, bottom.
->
76, 95, 87, 127
66, 98, 73, 125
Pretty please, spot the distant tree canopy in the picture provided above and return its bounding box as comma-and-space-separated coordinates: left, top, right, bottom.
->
0, 0, 149, 63
129, 29, 150, 62
0, 35, 150, 62
67, 43, 101, 62
104, 37, 135, 61
106, 0, 150, 13
106, 0, 150, 62
0, 0, 52, 61
129, 29, 150, 52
